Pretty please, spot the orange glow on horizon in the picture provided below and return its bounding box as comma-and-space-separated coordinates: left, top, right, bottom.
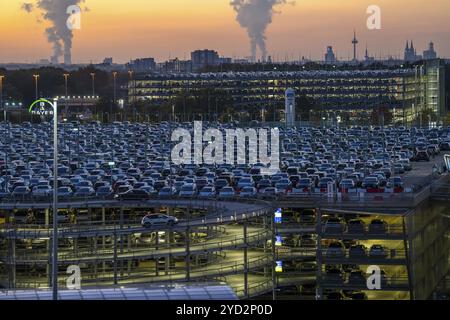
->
0, 0, 449, 63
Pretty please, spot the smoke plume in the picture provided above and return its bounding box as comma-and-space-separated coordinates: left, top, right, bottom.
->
22, 0, 85, 65
21, 3, 34, 13
230, 0, 293, 62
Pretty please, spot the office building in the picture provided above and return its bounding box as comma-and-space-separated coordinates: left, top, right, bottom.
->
324, 47, 337, 64
423, 42, 438, 60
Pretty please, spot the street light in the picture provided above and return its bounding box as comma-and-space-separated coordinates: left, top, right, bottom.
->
51, 99, 58, 301
0, 75, 6, 194
128, 70, 134, 122
0, 75, 5, 122
90, 73, 96, 96
112, 72, 117, 123
28, 98, 59, 299
112, 72, 117, 104
63, 74, 69, 121
63, 74, 70, 97
33, 74, 40, 100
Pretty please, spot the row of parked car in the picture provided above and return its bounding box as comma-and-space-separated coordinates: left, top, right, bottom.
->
0, 122, 448, 201
324, 218, 390, 234
326, 241, 391, 259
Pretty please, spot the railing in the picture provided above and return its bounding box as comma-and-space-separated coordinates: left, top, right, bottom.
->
9, 253, 271, 290
321, 275, 410, 290
321, 248, 407, 262
321, 224, 406, 237
5, 229, 271, 264
234, 279, 273, 298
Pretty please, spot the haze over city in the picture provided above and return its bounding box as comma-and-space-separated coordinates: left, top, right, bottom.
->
1, 0, 449, 64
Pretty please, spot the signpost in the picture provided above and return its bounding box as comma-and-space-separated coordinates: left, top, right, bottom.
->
28, 98, 58, 300
274, 208, 282, 224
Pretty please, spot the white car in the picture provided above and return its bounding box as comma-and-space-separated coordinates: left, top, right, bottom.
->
239, 186, 257, 198
141, 214, 178, 228
198, 186, 216, 198
178, 183, 197, 198
32, 185, 53, 197
218, 186, 236, 199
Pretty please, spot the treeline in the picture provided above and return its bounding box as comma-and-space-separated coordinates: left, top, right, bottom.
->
0, 66, 129, 107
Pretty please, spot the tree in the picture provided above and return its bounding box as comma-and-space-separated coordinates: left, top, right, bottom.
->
295, 94, 320, 122
443, 112, 450, 126
371, 106, 393, 126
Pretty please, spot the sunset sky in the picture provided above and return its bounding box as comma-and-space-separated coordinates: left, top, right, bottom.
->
1, 0, 449, 63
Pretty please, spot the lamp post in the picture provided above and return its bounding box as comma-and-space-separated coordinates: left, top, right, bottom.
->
113, 72, 117, 104
128, 70, 134, 122
51, 98, 58, 301
112, 72, 117, 123
33, 74, 40, 99
0, 76, 5, 193
33, 75, 40, 123
90, 73, 96, 96
63, 74, 69, 98
0, 75, 4, 123
28, 98, 58, 299
63, 74, 69, 120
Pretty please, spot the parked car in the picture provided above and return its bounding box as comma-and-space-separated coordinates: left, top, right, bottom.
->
368, 219, 388, 234
347, 219, 366, 234
348, 270, 366, 286
57, 186, 73, 198
141, 214, 178, 228
198, 186, 216, 198
324, 217, 345, 234
240, 186, 257, 198
219, 187, 236, 199
326, 241, 345, 258
349, 244, 367, 258
369, 244, 389, 259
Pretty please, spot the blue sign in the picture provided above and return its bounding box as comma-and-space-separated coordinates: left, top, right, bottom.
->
275, 261, 283, 273
275, 235, 282, 246
274, 208, 282, 224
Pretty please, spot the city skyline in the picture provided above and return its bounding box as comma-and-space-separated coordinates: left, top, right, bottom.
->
0, 0, 449, 64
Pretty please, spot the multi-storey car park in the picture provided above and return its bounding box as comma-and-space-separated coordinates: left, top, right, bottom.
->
0, 122, 449, 300
128, 60, 446, 125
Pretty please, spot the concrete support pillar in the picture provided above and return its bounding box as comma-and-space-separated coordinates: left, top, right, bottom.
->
102, 208, 106, 273
244, 221, 249, 299
263, 215, 269, 277
93, 237, 98, 279
127, 234, 132, 274
8, 238, 16, 289
155, 232, 159, 276
119, 207, 124, 277
185, 209, 191, 281
113, 230, 118, 285
44, 208, 50, 287
316, 208, 323, 300
165, 230, 172, 275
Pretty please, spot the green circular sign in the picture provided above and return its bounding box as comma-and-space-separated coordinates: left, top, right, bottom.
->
28, 98, 55, 120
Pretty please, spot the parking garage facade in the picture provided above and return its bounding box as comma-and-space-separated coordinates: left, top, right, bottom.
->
1, 184, 448, 300
129, 61, 446, 125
